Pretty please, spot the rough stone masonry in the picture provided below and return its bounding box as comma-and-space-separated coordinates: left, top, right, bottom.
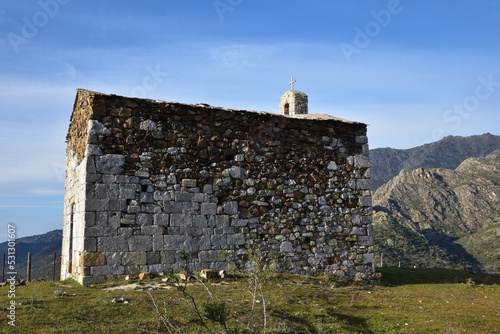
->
61, 88, 375, 285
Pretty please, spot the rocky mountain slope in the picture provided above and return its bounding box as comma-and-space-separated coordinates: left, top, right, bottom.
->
370, 133, 500, 190
0, 230, 62, 280
373, 150, 500, 271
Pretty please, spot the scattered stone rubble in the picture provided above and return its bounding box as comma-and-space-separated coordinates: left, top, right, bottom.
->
61, 89, 375, 285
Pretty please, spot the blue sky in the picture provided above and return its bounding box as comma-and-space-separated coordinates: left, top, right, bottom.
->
1, 0, 499, 241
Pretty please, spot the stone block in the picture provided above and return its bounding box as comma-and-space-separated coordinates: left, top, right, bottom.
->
280, 241, 294, 253
85, 144, 103, 156
357, 179, 371, 190
85, 199, 106, 212
82, 252, 106, 267
88, 119, 111, 136
342, 259, 354, 267
141, 225, 164, 235
193, 215, 208, 228
127, 205, 141, 213
154, 191, 171, 201
147, 252, 162, 265
201, 203, 217, 215
223, 201, 238, 215
84, 212, 96, 227
355, 136, 368, 144
164, 235, 191, 251
143, 204, 161, 213
85, 226, 113, 237
192, 193, 210, 203
362, 215, 373, 225
86, 173, 102, 183
182, 202, 200, 214
368, 225, 374, 236
102, 175, 115, 183
144, 264, 164, 273
181, 179, 197, 188
107, 199, 127, 211
161, 251, 176, 264
170, 214, 193, 227
140, 192, 154, 203
203, 184, 213, 194
163, 202, 183, 213
174, 192, 194, 202
94, 183, 119, 199
154, 213, 170, 226
359, 196, 372, 207
211, 235, 227, 249
139, 119, 157, 131
227, 233, 246, 245
106, 252, 122, 266
95, 154, 125, 174
198, 250, 225, 262
137, 213, 153, 225
98, 236, 129, 252
90, 266, 124, 276
358, 236, 373, 246
122, 252, 147, 265
129, 236, 153, 251
192, 235, 211, 251
95, 212, 108, 225
124, 265, 141, 275
229, 166, 245, 179
350, 227, 366, 236
120, 184, 137, 199
109, 212, 122, 227
84, 238, 98, 252
215, 215, 230, 227
153, 235, 164, 251
327, 161, 338, 171
354, 155, 370, 168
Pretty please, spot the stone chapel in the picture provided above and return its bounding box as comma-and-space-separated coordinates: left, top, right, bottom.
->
61, 81, 375, 285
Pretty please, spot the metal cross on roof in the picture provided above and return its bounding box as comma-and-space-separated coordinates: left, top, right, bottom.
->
289, 76, 296, 91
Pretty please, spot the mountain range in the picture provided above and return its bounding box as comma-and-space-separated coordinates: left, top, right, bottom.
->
370, 133, 500, 190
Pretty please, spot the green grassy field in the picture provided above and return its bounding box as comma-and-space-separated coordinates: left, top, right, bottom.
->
1, 268, 499, 333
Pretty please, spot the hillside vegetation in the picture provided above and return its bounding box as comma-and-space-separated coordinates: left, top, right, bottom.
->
373, 150, 500, 271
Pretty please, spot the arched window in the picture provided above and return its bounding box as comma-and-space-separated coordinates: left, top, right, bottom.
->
284, 103, 290, 115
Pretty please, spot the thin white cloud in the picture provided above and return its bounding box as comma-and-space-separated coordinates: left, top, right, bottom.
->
210, 44, 278, 68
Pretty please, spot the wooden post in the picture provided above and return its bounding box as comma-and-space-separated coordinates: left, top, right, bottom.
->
380, 253, 383, 268
27, 252, 31, 282
2, 254, 5, 283
52, 252, 56, 281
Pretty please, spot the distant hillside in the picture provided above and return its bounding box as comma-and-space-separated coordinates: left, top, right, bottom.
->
0, 230, 62, 280
370, 133, 500, 190
372, 150, 500, 271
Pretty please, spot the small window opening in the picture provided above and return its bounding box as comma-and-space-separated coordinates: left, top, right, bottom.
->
284, 103, 290, 115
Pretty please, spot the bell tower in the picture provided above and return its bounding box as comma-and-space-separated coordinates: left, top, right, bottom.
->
279, 76, 308, 116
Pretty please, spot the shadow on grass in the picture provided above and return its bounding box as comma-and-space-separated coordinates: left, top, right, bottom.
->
271, 309, 374, 334
378, 267, 500, 286
326, 309, 375, 334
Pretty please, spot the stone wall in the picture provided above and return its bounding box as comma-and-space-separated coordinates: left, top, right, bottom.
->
62, 89, 374, 285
